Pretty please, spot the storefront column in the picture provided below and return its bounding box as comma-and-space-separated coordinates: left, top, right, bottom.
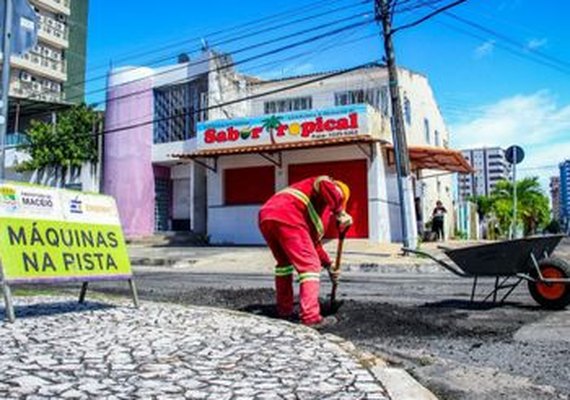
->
369, 143, 391, 242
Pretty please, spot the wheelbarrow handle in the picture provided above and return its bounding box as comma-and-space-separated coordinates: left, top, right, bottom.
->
402, 247, 470, 278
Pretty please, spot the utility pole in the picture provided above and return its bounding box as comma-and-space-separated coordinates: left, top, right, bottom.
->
1, 0, 14, 181
376, 0, 417, 248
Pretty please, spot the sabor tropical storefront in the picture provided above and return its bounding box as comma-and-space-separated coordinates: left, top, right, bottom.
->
173, 104, 471, 245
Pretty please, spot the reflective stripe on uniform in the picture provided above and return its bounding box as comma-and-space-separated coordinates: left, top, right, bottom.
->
279, 188, 325, 239
312, 175, 331, 193
275, 265, 294, 277
298, 271, 320, 283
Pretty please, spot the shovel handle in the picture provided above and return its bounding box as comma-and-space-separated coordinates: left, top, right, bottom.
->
330, 228, 348, 308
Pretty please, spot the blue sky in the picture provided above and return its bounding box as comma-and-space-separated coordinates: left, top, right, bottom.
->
87, 0, 570, 184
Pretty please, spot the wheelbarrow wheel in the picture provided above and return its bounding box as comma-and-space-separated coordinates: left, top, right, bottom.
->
528, 257, 570, 310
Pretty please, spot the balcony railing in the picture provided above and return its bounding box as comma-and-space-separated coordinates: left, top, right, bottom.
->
6, 133, 29, 148
10, 79, 63, 103
32, 0, 70, 15
20, 52, 67, 75
38, 15, 69, 44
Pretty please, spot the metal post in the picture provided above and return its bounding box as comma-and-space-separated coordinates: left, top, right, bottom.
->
128, 279, 140, 308
1, 0, 14, 181
78, 282, 88, 303
512, 148, 517, 239
1, 260, 15, 322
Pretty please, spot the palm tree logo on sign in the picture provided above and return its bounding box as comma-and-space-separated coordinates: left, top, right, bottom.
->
262, 116, 282, 145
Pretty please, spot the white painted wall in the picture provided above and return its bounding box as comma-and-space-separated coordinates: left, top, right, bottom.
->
4, 148, 100, 192
171, 164, 192, 221
152, 138, 197, 164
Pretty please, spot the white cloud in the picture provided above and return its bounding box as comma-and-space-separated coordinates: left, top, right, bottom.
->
474, 40, 495, 59
526, 38, 548, 51
449, 91, 570, 189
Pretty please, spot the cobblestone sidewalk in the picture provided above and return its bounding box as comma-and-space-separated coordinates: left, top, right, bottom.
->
0, 296, 388, 399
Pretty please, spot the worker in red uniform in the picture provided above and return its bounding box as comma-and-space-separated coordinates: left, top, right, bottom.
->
258, 176, 353, 326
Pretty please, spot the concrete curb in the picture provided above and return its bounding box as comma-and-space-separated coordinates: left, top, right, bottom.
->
322, 333, 438, 400
370, 367, 439, 400
129, 256, 443, 275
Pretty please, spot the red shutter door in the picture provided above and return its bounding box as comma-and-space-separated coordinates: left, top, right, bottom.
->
225, 166, 275, 205
288, 159, 369, 238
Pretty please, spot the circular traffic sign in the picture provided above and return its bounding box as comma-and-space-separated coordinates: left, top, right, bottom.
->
505, 145, 525, 165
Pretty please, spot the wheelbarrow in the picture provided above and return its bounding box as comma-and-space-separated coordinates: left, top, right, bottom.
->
403, 234, 570, 309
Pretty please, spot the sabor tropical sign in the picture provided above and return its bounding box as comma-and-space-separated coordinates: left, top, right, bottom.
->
196, 104, 383, 150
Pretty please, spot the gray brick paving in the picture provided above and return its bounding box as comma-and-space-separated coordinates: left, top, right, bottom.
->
0, 297, 388, 399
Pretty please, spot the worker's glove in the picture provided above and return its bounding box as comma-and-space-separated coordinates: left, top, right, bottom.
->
328, 268, 341, 283
323, 262, 340, 282
336, 211, 353, 232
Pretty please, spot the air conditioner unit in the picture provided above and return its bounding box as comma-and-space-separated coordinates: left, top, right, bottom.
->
19, 71, 32, 82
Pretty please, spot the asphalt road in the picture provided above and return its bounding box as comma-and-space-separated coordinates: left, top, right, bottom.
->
74, 239, 570, 400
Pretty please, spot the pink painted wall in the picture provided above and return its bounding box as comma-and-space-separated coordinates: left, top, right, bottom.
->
104, 68, 155, 238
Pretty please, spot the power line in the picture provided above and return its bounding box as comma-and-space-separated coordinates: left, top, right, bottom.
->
391, 0, 469, 34
104, 28, 377, 130
19, 60, 381, 150
98, 19, 374, 126
443, 10, 570, 71
19, 1, 371, 115
17, 12, 374, 119
54, 0, 372, 103
85, 0, 356, 74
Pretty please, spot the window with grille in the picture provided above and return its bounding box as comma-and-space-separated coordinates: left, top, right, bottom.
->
154, 76, 208, 144
264, 97, 312, 114
424, 118, 430, 144
334, 88, 383, 110
403, 96, 412, 125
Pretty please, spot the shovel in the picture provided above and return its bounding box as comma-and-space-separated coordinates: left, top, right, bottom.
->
328, 228, 348, 313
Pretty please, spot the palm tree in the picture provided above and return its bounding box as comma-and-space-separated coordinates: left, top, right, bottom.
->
262, 116, 282, 145
491, 177, 550, 236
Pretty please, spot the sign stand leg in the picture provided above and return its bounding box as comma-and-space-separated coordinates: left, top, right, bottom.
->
128, 279, 139, 308
78, 282, 89, 304
2, 281, 15, 323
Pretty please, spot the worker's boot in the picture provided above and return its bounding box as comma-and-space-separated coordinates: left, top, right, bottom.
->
307, 315, 338, 330
275, 266, 294, 318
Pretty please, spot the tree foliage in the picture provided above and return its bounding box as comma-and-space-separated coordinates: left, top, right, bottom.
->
471, 177, 551, 237
17, 104, 101, 181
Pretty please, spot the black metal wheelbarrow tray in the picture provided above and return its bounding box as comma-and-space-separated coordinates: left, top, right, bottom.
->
404, 234, 570, 309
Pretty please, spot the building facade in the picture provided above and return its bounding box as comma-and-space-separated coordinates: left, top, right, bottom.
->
560, 161, 570, 231
7, 0, 88, 104
550, 176, 561, 222
104, 52, 470, 243
458, 147, 510, 200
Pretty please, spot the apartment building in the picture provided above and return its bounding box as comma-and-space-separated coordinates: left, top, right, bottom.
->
550, 176, 561, 222
104, 51, 471, 242
7, 0, 87, 104
458, 147, 510, 199
560, 161, 570, 230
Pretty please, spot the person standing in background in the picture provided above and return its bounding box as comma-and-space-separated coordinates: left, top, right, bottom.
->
432, 200, 447, 241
